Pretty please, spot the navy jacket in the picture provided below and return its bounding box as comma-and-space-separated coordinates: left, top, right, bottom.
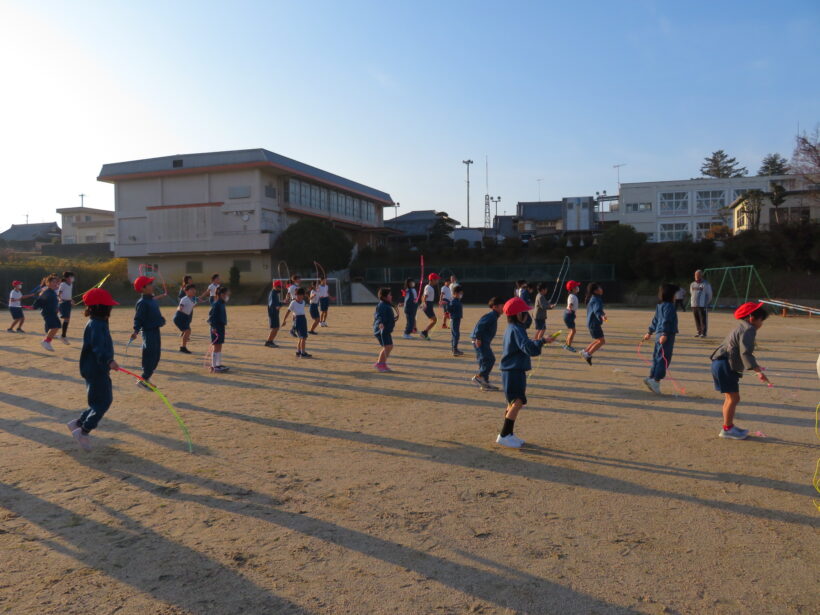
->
133, 295, 166, 333
587, 295, 605, 328
520, 288, 533, 307
267, 290, 281, 316
648, 301, 678, 338
500, 323, 543, 371
471, 310, 501, 346
33, 288, 58, 317
209, 299, 228, 328
403, 288, 418, 312
373, 300, 395, 335
80, 318, 114, 379
449, 297, 463, 320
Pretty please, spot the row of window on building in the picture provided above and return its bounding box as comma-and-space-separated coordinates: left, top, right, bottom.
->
285, 178, 377, 223
623, 189, 747, 215
650, 206, 811, 242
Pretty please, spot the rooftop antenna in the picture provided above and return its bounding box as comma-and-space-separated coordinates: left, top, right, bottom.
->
79, 193, 85, 207
613, 164, 626, 191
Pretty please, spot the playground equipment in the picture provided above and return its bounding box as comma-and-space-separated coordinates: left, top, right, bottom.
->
702, 265, 818, 316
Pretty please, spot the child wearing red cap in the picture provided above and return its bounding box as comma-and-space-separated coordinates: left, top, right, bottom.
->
497, 296, 552, 448
419, 273, 440, 340
66, 288, 119, 451
130, 276, 166, 388
641, 284, 679, 395
7, 281, 34, 332
562, 280, 581, 352
581, 282, 606, 365
709, 302, 770, 440
32, 274, 62, 351
265, 279, 283, 348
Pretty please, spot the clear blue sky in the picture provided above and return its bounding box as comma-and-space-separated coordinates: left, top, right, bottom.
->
1, 0, 817, 229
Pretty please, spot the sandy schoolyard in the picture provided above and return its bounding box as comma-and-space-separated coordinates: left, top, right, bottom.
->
0, 304, 818, 614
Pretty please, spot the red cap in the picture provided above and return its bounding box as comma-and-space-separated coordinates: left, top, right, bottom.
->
565, 280, 580, 292
734, 301, 764, 319
133, 275, 154, 292
273, 280, 283, 289
503, 297, 531, 316
428, 273, 440, 281
83, 288, 119, 306
12, 280, 23, 287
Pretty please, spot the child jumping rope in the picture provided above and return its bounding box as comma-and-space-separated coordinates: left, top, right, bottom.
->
265, 280, 282, 348
420, 273, 440, 340
318, 276, 332, 327
642, 284, 679, 395
402, 277, 418, 340
470, 296, 504, 391
562, 280, 581, 352
288, 287, 311, 357
533, 282, 555, 341
581, 282, 606, 365
282, 274, 301, 334
373, 287, 396, 372
33, 275, 61, 351
709, 302, 770, 440
7, 280, 33, 332
308, 282, 321, 335
497, 297, 550, 448
207, 273, 221, 305
66, 288, 119, 451
57, 271, 74, 343
440, 278, 452, 329
208, 286, 230, 373
449, 284, 464, 356
174, 283, 200, 354
130, 276, 166, 388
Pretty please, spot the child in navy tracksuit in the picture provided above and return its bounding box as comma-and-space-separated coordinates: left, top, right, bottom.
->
497, 297, 551, 448
67, 288, 119, 451
581, 282, 606, 365
642, 284, 679, 395
470, 296, 504, 391
265, 280, 283, 348
130, 276, 166, 387
208, 286, 229, 373
449, 285, 464, 356
402, 278, 418, 339
373, 287, 395, 372
33, 274, 62, 351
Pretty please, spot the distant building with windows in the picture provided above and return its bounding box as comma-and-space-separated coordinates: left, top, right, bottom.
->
98, 148, 394, 283
609, 175, 796, 242
728, 178, 819, 233
0, 222, 61, 247
56, 206, 115, 246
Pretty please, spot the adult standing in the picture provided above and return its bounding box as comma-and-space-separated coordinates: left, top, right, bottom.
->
690, 270, 713, 337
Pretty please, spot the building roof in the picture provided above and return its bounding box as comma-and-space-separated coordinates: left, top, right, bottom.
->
0, 222, 61, 241
620, 174, 793, 189
56, 206, 114, 216
98, 148, 394, 205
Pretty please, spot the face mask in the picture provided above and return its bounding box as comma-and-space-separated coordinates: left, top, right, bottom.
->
520, 313, 532, 329
224, 296, 230, 303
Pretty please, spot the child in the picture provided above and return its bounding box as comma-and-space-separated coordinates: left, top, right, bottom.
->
281, 274, 301, 333
373, 287, 395, 372
470, 296, 504, 391
533, 283, 555, 341
130, 275, 166, 388
449, 284, 464, 356
173, 283, 199, 354
419, 273, 440, 340
709, 302, 770, 440
207, 286, 230, 373
288, 287, 311, 357
57, 270, 75, 343
66, 288, 119, 451
207, 273, 221, 305
562, 280, 581, 352
439, 278, 453, 329
178, 275, 193, 299
308, 282, 321, 334
514, 280, 527, 299
265, 280, 282, 347
32, 275, 61, 351
7, 280, 33, 332
317, 276, 332, 327
523, 282, 537, 309
642, 284, 679, 395
674, 286, 686, 312
581, 282, 606, 365
497, 297, 550, 448
402, 278, 418, 339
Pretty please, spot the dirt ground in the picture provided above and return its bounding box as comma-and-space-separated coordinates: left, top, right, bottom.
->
1, 303, 818, 615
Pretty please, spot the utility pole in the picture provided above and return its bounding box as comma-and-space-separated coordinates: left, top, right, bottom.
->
612, 164, 626, 192
537, 179, 543, 202
79, 193, 86, 207
462, 159, 473, 227
483, 156, 491, 230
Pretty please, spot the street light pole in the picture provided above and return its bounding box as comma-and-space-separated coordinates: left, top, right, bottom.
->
537, 179, 542, 202
394, 201, 400, 219
462, 159, 473, 227
490, 196, 501, 232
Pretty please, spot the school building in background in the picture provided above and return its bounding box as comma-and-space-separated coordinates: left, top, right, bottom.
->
56, 206, 116, 247
98, 148, 395, 284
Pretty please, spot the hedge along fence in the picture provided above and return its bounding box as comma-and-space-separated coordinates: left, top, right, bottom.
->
0, 258, 130, 302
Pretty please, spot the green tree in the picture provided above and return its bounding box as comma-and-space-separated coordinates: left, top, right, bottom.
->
595, 224, 647, 279
700, 150, 748, 178
757, 153, 790, 176
273, 218, 354, 272
429, 211, 457, 247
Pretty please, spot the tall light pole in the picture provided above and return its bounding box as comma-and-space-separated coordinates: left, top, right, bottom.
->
536, 179, 543, 202
490, 196, 501, 232
393, 201, 400, 219
462, 159, 473, 227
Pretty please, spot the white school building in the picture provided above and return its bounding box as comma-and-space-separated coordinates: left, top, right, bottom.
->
98, 149, 395, 284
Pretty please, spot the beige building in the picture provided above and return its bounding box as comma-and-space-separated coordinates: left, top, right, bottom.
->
728, 176, 819, 232
98, 149, 395, 284
56, 207, 116, 246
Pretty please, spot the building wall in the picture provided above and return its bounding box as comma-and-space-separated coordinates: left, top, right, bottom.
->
126, 252, 275, 287
733, 192, 820, 232
60, 212, 115, 245
611, 175, 793, 242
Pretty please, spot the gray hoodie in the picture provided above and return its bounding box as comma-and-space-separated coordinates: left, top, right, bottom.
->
710, 320, 759, 373
689, 279, 713, 308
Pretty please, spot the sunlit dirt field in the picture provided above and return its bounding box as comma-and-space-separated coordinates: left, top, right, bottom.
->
1, 304, 818, 614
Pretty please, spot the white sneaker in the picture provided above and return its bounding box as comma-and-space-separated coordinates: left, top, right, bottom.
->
71, 428, 92, 451
41, 340, 54, 351
59, 337, 70, 345
643, 378, 661, 395
472, 375, 489, 388
495, 434, 523, 448
402, 334, 413, 339
719, 426, 750, 440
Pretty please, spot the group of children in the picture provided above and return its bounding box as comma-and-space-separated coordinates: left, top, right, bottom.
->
6, 272, 77, 350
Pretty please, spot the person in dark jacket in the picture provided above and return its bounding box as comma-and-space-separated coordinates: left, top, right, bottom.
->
32, 274, 62, 351
449, 285, 464, 356
373, 287, 396, 372
208, 286, 230, 373
401, 278, 418, 339
265, 280, 282, 348
66, 288, 119, 451
581, 282, 606, 365
642, 284, 680, 395
470, 296, 504, 391
130, 275, 166, 387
